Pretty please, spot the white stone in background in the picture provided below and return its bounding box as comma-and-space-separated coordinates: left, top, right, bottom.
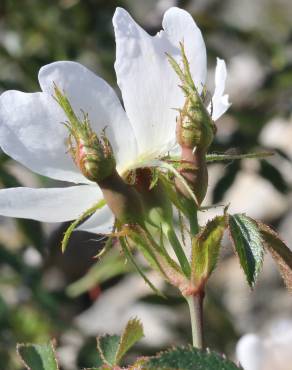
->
57, 330, 84, 370
259, 117, 292, 184
260, 117, 292, 159
23, 246, 42, 267
236, 319, 292, 370
225, 54, 265, 106
75, 274, 180, 347
0, 30, 21, 56
236, 334, 265, 370
223, 171, 286, 221
199, 163, 286, 224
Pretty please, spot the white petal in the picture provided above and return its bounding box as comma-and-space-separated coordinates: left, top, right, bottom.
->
0, 91, 89, 183
113, 7, 207, 159
209, 58, 231, 121
0, 185, 101, 222
39, 61, 138, 173
77, 205, 114, 234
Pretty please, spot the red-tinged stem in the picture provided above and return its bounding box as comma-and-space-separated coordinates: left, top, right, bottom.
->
175, 146, 208, 206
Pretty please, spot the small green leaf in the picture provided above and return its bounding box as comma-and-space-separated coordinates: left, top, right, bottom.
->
17, 342, 59, 370
228, 214, 264, 287
115, 318, 144, 364
141, 346, 241, 369
257, 222, 292, 291
97, 334, 120, 366
191, 216, 226, 287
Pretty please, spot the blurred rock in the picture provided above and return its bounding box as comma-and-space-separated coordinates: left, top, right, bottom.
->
211, 252, 292, 335
75, 274, 180, 347
260, 117, 292, 159
236, 319, 292, 370
200, 163, 287, 224
223, 170, 287, 221
226, 54, 266, 107
23, 246, 42, 268
57, 330, 83, 370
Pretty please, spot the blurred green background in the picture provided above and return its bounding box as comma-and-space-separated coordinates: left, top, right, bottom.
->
0, 0, 292, 369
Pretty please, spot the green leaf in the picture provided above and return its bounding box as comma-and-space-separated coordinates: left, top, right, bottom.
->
191, 216, 226, 287
257, 222, 292, 291
97, 334, 120, 366
115, 318, 144, 364
17, 342, 59, 370
140, 346, 241, 369
228, 214, 264, 287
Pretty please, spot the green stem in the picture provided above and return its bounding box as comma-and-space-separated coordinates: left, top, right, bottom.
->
183, 198, 199, 236
186, 292, 204, 348
163, 223, 191, 278
189, 208, 199, 236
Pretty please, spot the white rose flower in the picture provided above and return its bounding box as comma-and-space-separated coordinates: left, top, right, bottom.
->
0, 7, 230, 233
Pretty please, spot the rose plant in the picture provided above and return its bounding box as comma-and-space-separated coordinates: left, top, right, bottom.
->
0, 6, 291, 370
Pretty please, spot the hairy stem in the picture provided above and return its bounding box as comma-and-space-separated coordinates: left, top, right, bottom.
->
186, 291, 204, 348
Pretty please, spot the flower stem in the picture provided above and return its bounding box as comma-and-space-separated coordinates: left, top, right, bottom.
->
163, 223, 191, 277
186, 291, 204, 348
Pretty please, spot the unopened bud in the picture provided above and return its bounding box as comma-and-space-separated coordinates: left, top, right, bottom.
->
167, 43, 215, 151
176, 96, 215, 150
167, 43, 216, 205
54, 84, 116, 182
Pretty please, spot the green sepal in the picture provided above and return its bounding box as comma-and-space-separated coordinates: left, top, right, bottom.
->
191, 216, 226, 288
127, 226, 190, 294
96, 318, 144, 366
119, 237, 165, 297
139, 345, 241, 369
206, 151, 273, 163
228, 214, 264, 287
17, 342, 59, 370
162, 222, 191, 278
61, 199, 106, 253
257, 221, 292, 291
